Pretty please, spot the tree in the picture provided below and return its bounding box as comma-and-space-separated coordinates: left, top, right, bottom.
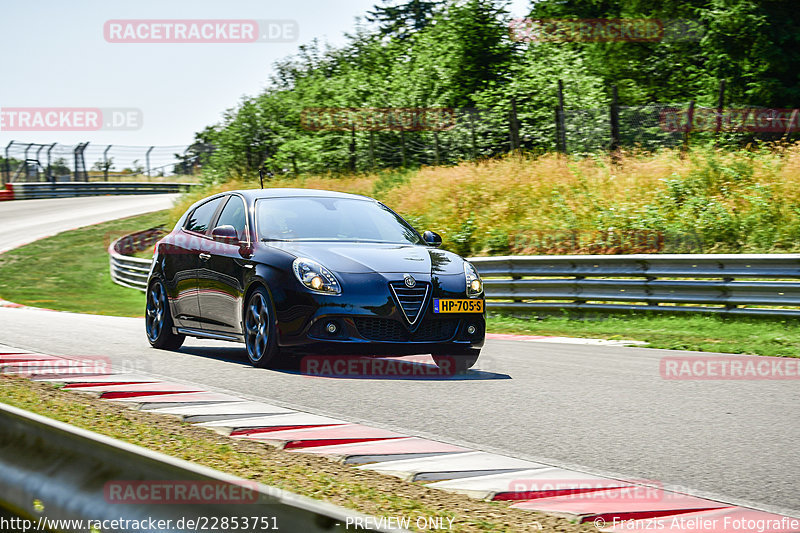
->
130, 160, 145, 174
50, 157, 70, 178
393, 0, 514, 107
699, 0, 800, 107
91, 157, 114, 172
367, 0, 444, 40
524, 0, 800, 107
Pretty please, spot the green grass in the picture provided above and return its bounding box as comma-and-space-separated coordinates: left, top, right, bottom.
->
0, 211, 166, 316
488, 313, 800, 357
1, 212, 798, 357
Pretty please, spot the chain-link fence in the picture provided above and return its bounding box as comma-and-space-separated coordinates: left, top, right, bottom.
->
1, 141, 203, 184
288, 108, 512, 174
564, 103, 689, 153
564, 103, 800, 154
285, 99, 800, 175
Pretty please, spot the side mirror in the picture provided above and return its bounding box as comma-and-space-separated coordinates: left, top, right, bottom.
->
422, 230, 442, 248
211, 225, 239, 244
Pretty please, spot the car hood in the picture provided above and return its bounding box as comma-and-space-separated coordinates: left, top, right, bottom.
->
272, 242, 465, 275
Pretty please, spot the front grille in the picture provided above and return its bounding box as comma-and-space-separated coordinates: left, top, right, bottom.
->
354, 317, 459, 342
389, 281, 429, 324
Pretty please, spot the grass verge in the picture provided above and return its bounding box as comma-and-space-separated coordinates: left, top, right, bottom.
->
0, 376, 591, 533
489, 313, 800, 358
1, 212, 798, 357
0, 211, 166, 316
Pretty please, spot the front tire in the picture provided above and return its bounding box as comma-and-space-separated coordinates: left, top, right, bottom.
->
145, 280, 185, 350
432, 348, 480, 374
244, 287, 280, 368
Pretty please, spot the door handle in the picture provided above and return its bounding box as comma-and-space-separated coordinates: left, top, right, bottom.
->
199, 253, 211, 261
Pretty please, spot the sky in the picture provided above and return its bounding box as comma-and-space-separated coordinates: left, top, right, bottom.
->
0, 0, 529, 170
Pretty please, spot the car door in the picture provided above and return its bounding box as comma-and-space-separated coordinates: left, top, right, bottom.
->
168, 196, 225, 328
197, 194, 251, 336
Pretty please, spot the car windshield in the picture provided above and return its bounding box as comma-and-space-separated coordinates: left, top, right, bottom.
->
256, 197, 422, 244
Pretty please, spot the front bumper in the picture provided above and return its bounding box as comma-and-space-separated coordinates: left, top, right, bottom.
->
273, 271, 485, 353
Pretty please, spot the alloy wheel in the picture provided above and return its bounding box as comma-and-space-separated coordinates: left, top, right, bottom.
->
245, 292, 270, 362
146, 282, 166, 341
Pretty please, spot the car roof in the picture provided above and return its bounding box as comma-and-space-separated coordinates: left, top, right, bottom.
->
229, 188, 374, 202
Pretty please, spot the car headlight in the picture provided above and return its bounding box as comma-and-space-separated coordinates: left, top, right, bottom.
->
464, 262, 483, 296
292, 258, 341, 295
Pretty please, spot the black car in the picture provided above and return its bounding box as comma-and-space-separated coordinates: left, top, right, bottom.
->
145, 188, 485, 371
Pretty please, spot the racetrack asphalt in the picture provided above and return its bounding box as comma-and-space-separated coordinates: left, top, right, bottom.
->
0, 194, 179, 253
0, 196, 797, 518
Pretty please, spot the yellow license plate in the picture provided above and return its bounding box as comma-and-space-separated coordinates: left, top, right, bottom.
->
433, 299, 484, 313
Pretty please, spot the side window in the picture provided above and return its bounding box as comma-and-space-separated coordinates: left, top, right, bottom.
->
215, 196, 247, 241
185, 197, 224, 234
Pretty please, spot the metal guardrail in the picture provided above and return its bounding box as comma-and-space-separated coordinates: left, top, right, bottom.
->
108, 229, 800, 318
469, 254, 800, 317
109, 228, 164, 291
0, 402, 398, 533
11, 182, 199, 200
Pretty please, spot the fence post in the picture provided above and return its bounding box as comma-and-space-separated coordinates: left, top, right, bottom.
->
349, 126, 357, 172
469, 110, 477, 160
34, 144, 45, 181
782, 109, 798, 142
73, 143, 90, 182
46, 143, 55, 182
145, 146, 154, 180
555, 79, 566, 153
369, 131, 376, 170
715, 79, 726, 142
609, 84, 620, 156
75, 142, 89, 181
103, 145, 112, 181
23, 144, 33, 181
72, 143, 79, 181
400, 130, 407, 167
682, 101, 695, 155
509, 97, 521, 151
433, 130, 441, 165
2, 141, 13, 185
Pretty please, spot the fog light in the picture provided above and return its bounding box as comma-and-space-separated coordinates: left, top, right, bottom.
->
467, 325, 477, 335
326, 322, 338, 334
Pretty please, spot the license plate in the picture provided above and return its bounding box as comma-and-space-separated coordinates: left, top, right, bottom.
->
433, 299, 484, 313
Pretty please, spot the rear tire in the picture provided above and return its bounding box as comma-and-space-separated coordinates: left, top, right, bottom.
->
244, 287, 280, 368
431, 349, 480, 374
145, 279, 185, 350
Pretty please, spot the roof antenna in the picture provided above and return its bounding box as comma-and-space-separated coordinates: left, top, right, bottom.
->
258, 168, 265, 189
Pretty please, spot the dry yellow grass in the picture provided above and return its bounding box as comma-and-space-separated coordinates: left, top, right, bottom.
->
173, 144, 800, 255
